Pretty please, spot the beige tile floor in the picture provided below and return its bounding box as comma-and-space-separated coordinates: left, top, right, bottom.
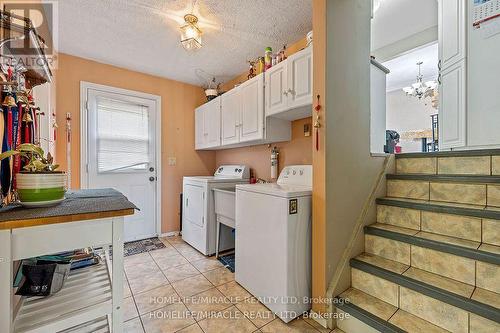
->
122, 235, 331, 333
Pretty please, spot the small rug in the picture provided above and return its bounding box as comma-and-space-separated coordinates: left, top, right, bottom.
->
124, 237, 165, 257
218, 253, 235, 272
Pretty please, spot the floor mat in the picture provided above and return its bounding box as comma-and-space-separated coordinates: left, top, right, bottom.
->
124, 237, 165, 257
218, 253, 235, 272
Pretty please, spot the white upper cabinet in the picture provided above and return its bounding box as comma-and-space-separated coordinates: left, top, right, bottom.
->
195, 97, 221, 150
205, 98, 221, 148
239, 74, 264, 142
194, 106, 205, 150
221, 88, 240, 146
438, 0, 466, 69
439, 60, 466, 149
265, 46, 313, 120
437, 0, 467, 150
287, 47, 313, 110
265, 61, 288, 116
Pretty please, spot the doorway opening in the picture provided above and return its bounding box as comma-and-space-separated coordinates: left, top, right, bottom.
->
370, 0, 439, 154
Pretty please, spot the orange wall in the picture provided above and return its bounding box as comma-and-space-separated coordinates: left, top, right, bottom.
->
217, 38, 313, 181
55, 53, 216, 233
312, 0, 327, 314
216, 118, 312, 181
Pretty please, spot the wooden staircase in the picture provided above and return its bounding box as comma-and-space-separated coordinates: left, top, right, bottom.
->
335, 150, 500, 333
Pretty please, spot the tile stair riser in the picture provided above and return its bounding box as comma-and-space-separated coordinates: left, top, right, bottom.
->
349, 259, 500, 330
386, 180, 429, 200
377, 205, 420, 231
349, 269, 468, 333
396, 157, 437, 175
365, 235, 410, 265
351, 268, 399, 307
365, 226, 500, 265
411, 246, 476, 285
335, 309, 383, 333
494, 156, 500, 175
385, 179, 499, 206
400, 287, 469, 333
376, 200, 500, 244
364, 233, 500, 292
437, 156, 491, 175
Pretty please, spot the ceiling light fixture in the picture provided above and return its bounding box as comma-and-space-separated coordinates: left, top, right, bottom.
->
180, 13, 202, 51
402, 61, 438, 99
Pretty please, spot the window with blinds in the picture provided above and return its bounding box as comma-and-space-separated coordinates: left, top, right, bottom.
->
96, 97, 150, 173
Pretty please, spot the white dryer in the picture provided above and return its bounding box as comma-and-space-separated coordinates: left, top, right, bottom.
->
182, 165, 249, 255
235, 165, 312, 323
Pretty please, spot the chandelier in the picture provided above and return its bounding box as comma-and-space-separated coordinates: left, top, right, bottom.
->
402, 62, 438, 99
180, 14, 202, 51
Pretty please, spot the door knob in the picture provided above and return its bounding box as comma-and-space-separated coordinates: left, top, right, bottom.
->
149, 176, 155, 182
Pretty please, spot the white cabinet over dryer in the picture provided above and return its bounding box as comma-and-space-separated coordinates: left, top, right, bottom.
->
195, 97, 221, 150
265, 46, 313, 121
196, 73, 290, 151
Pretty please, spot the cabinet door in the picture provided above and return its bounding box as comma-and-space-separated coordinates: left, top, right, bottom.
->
194, 105, 206, 150
239, 75, 264, 143
439, 60, 466, 149
438, 0, 466, 69
221, 88, 240, 145
204, 98, 221, 148
287, 46, 313, 109
265, 61, 288, 116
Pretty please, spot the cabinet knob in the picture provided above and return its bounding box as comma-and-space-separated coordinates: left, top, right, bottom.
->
283, 90, 288, 96
288, 89, 294, 95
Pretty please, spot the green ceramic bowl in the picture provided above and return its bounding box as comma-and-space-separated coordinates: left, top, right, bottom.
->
17, 187, 66, 202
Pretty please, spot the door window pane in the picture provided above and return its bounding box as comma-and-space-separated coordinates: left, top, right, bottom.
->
96, 97, 150, 173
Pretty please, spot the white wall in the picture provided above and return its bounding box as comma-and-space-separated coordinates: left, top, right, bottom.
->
386, 89, 436, 153
371, 0, 438, 61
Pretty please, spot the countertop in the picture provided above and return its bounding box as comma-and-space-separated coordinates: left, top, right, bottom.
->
0, 188, 137, 230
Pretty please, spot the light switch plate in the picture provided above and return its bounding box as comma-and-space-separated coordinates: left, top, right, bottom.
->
168, 157, 176, 166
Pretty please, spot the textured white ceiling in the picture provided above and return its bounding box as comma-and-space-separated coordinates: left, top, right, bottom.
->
383, 42, 438, 92
55, 0, 312, 86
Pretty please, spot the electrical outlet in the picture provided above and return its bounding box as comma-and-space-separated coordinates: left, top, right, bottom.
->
168, 157, 177, 166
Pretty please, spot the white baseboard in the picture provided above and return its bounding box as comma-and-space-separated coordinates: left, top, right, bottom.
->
160, 231, 180, 237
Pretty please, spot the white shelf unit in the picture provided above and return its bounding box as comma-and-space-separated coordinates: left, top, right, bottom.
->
61, 316, 110, 333
15, 253, 112, 333
0, 217, 125, 333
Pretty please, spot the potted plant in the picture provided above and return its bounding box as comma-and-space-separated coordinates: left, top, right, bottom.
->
0, 143, 66, 207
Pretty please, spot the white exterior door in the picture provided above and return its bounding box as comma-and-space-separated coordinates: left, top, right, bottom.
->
239, 75, 264, 143
439, 61, 466, 149
221, 88, 241, 145
265, 61, 288, 116
86, 88, 158, 242
287, 47, 313, 109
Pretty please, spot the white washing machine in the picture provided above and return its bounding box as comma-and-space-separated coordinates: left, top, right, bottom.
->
235, 165, 312, 323
182, 165, 249, 256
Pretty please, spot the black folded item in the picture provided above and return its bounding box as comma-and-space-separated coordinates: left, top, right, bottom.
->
16, 262, 71, 296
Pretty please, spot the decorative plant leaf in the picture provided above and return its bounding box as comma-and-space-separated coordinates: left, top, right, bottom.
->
1, 144, 60, 173
0, 150, 20, 160
18, 143, 44, 157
